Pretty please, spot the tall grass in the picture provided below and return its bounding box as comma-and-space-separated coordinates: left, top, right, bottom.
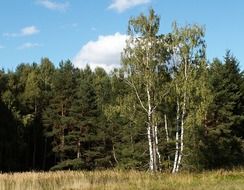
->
0, 169, 243, 190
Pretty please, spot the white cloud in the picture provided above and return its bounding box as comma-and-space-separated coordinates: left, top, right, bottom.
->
3, 26, 39, 37
18, 42, 42, 50
37, 0, 69, 11
108, 0, 150, 12
73, 33, 127, 72
21, 26, 39, 36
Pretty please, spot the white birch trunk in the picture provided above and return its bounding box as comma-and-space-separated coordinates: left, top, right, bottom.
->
147, 124, 154, 171
164, 114, 171, 164
151, 124, 157, 171
176, 59, 188, 172
172, 98, 180, 173
164, 114, 169, 143
176, 92, 186, 172
155, 123, 161, 170
146, 83, 156, 171
77, 140, 81, 159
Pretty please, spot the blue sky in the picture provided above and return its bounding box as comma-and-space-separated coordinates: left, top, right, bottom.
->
0, 0, 243, 71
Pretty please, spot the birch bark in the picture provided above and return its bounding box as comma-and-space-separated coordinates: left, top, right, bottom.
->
164, 114, 169, 143
176, 58, 187, 172
172, 98, 180, 173
155, 123, 161, 170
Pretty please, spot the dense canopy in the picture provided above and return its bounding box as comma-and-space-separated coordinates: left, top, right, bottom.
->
0, 10, 243, 172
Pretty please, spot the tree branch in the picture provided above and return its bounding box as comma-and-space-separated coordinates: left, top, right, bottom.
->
124, 79, 148, 113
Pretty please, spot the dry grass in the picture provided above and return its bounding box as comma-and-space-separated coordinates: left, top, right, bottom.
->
0, 169, 244, 190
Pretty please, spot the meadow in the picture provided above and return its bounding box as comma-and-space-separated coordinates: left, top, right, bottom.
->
0, 169, 244, 190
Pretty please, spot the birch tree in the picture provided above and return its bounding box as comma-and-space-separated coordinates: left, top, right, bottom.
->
171, 23, 210, 173
121, 9, 171, 172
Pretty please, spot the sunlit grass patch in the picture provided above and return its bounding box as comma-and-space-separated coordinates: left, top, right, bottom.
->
0, 169, 243, 190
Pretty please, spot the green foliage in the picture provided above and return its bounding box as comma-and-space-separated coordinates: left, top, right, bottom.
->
203, 52, 244, 168
50, 159, 85, 170
0, 10, 243, 173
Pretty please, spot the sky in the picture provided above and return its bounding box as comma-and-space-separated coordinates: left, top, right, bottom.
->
0, 0, 243, 72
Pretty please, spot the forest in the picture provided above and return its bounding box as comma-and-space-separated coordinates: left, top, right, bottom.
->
0, 9, 243, 173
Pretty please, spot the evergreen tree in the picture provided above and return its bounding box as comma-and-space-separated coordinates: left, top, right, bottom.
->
67, 66, 112, 169
43, 60, 78, 169
204, 52, 244, 168
105, 70, 149, 169
39, 58, 55, 169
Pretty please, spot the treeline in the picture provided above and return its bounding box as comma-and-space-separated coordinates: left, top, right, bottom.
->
0, 9, 244, 172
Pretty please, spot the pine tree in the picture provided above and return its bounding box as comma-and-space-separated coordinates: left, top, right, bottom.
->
68, 66, 109, 169
43, 60, 78, 169
92, 67, 114, 168
38, 58, 55, 169
105, 70, 149, 169
204, 52, 244, 168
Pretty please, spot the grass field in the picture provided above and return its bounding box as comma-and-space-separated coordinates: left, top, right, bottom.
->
0, 169, 244, 190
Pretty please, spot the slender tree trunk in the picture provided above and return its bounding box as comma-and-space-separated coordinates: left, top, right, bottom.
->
112, 144, 119, 165
176, 59, 188, 172
155, 122, 161, 171
176, 92, 186, 172
77, 140, 81, 159
152, 124, 157, 171
147, 123, 154, 171
146, 84, 157, 171
164, 114, 170, 164
172, 98, 180, 173
164, 114, 169, 143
